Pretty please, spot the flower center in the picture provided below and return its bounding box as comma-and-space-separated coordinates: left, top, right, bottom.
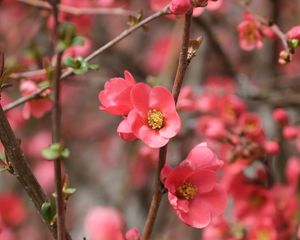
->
176, 182, 198, 200
147, 109, 164, 130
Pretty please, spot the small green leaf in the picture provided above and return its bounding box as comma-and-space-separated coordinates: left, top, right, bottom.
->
50, 143, 62, 151
41, 202, 53, 222
88, 63, 100, 70
42, 148, 59, 160
63, 187, 76, 195
61, 148, 70, 159
73, 62, 89, 75
64, 57, 78, 68
72, 36, 85, 46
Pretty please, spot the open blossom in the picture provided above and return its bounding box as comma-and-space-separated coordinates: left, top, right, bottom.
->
126, 83, 181, 148
20, 80, 52, 119
237, 13, 263, 51
162, 143, 227, 228
98, 71, 136, 115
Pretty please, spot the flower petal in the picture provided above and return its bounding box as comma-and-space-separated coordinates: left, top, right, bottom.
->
138, 125, 169, 148
159, 111, 181, 138
199, 184, 227, 216
131, 83, 151, 114
186, 169, 217, 194
177, 197, 211, 228
149, 86, 176, 111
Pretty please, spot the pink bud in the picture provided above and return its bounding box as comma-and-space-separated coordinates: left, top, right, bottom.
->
125, 228, 140, 240
263, 140, 280, 155
283, 125, 298, 139
272, 108, 289, 125
170, 0, 192, 15
286, 26, 300, 40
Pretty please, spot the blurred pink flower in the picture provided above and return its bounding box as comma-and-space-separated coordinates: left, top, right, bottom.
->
84, 207, 124, 240
272, 108, 289, 126
162, 143, 227, 228
127, 83, 181, 148
170, 0, 192, 15
237, 13, 263, 51
98, 71, 136, 115
286, 25, 300, 40
20, 80, 52, 119
125, 228, 140, 240
0, 193, 26, 226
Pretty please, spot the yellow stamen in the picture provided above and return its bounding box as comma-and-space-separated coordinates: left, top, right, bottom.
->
147, 109, 164, 130
176, 182, 198, 200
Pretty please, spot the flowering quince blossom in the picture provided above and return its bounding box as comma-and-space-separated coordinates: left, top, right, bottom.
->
286, 26, 300, 40
20, 80, 52, 119
170, 0, 216, 15
237, 13, 263, 51
126, 83, 181, 148
98, 71, 136, 115
161, 143, 227, 228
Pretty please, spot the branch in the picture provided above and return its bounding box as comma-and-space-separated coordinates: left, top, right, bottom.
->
49, 0, 66, 239
18, 0, 136, 16
5, 7, 169, 113
0, 104, 59, 239
142, 9, 194, 240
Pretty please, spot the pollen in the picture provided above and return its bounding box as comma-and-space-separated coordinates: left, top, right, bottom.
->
176, 182, 198, 200
147, 109, 164, 130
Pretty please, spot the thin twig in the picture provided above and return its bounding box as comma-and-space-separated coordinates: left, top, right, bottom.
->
142, 9, 194, 240
18, 0, 136, 16
49, 0, 66, 239
5, 7, 169, 113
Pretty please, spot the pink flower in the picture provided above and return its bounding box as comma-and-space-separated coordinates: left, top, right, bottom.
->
84, 207, 124, 240
283, 125, 298, 139
162, 143, 227, 228
98, 71, 136, 115
0, 193, 26, 226
127, 83, 181, 148
125, 228, 140, 240
272, 108, 289, 125
20, 80, 52, 119
263, 140, 279, 155
170, 0, 192, 15
237, 13, 263, 51
286, 26, 300, 40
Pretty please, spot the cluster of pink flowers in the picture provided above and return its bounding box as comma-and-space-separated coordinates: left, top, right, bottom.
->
98, 71, 181, 148
172, 76, 300, 239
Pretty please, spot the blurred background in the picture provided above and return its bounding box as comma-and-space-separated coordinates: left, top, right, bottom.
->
1, 0, 300, 239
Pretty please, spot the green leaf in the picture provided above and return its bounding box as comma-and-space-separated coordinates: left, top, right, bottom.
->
72, 36, 85, 46
64, 57, 78, 68
41, 202, 53, 222
63, 187, 76, 195
73, 61, 89, 75
61, 148, 70, 159
42, 148, 59, 160
88, 63, 100, 70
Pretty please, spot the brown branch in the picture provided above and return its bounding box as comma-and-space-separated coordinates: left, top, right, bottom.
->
18, 0, 136, 16
0, 104, 59, 238
142, 9, 194, 240
49, 0, 66, 239
5, 7, 169, 113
